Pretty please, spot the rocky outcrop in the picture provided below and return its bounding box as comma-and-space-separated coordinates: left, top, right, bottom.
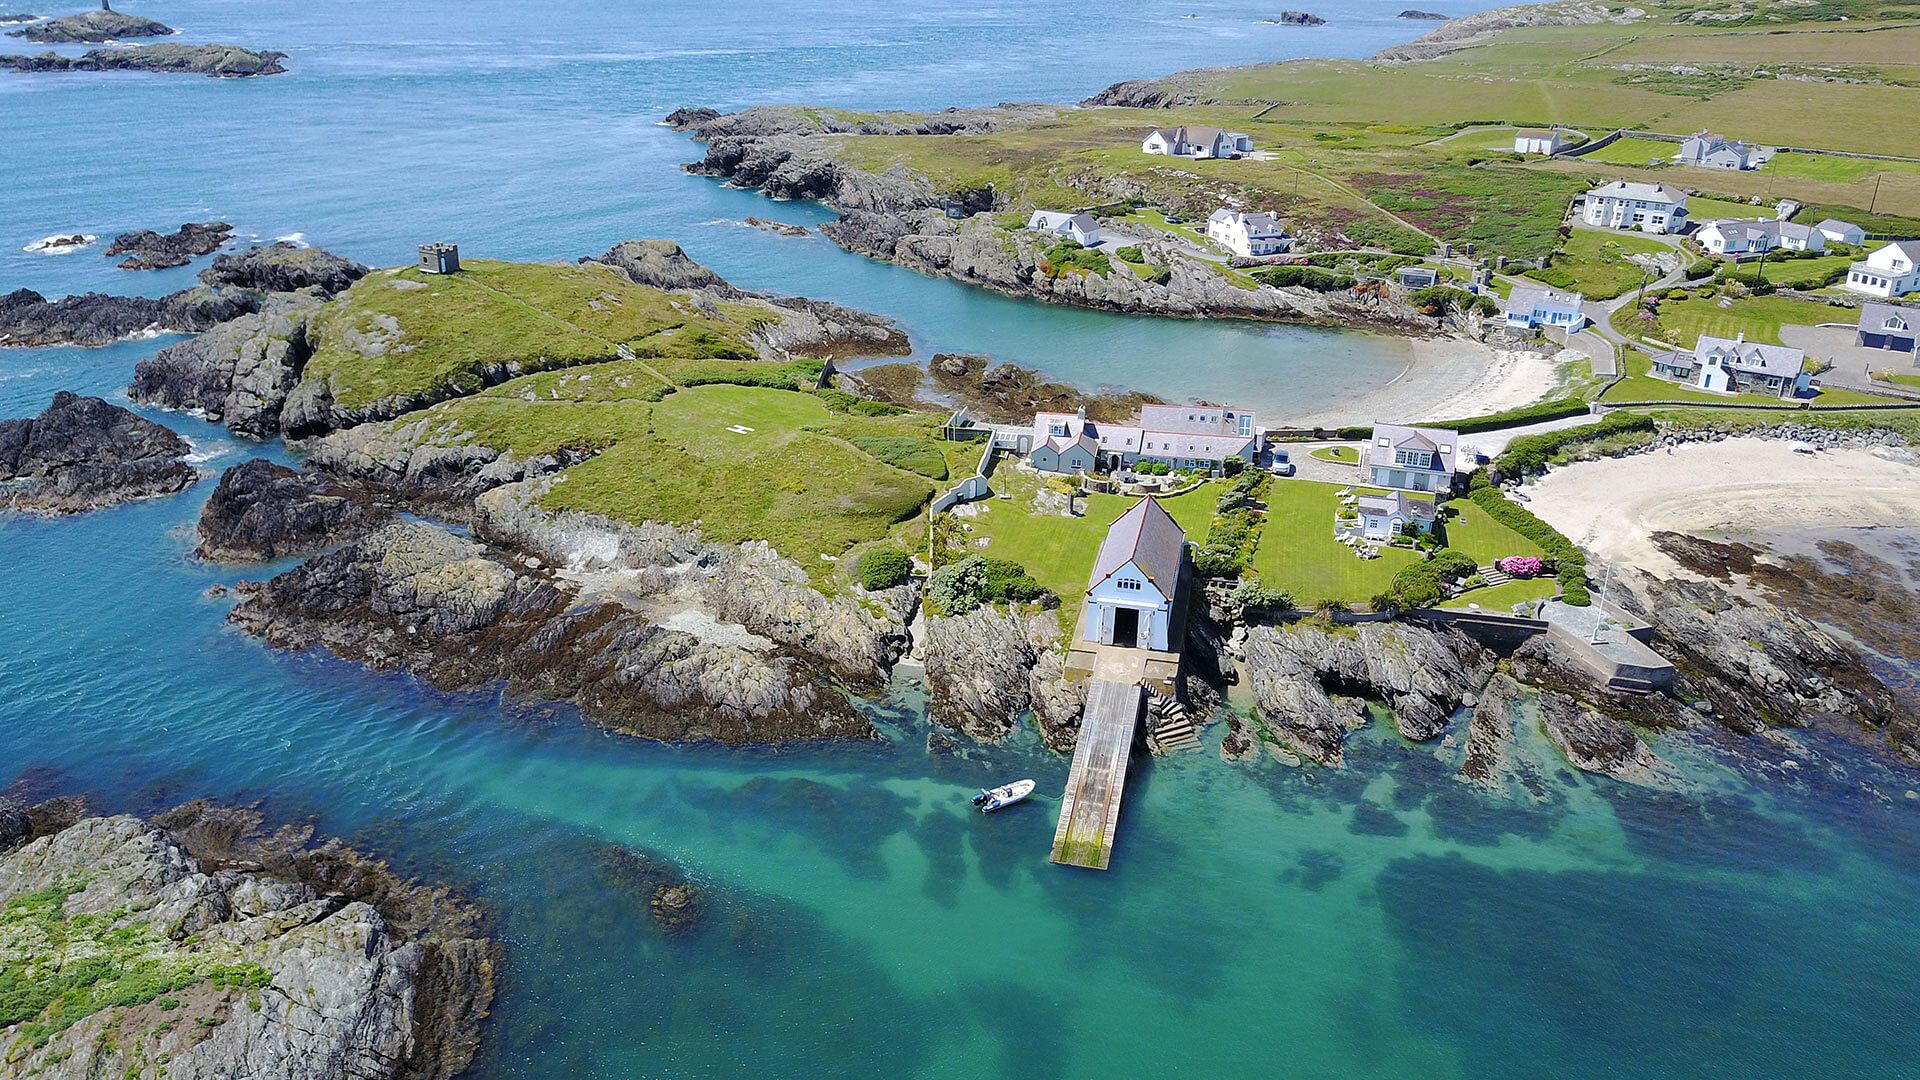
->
1459, 672, 1521, 789
129, 294, 321, 437
586, 239, 909, 358
8, 8, 172, 41
0, 391, 196, 513
196, 458, 391, 561
1399, 9, 1449, 18
921, 352, 1160, 424
472, 480, 910, 686
1641, 575, 1914, 756
1264, 12, 1326, 25
1243, 620, 1492, 765
594, 844, 706, 934
0, 284, 257, 347
0, 795, 27, 850
199, 242, 368, 296
104, 221, 233, 270
0, 42, 287, 77
922, 605, 1085, 749
229, 520, 875, 745
0, 803, 496, 1080
304, 415, 590, 513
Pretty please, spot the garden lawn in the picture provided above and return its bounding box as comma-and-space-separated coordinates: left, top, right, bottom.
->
1251, 481, 1423, 605
1649, 294, 1852, 347
1309, 445, 1360, 463
1742, 253, 1853, 289
1686, 195, 1770, 220
962, 474, 1221, 600
1441, 577, 1558, 611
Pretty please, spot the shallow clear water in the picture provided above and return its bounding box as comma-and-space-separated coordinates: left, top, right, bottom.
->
5, 3, 1920, 1077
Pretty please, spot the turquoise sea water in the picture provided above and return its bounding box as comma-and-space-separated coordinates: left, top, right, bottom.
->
5, 3, 1920, 1077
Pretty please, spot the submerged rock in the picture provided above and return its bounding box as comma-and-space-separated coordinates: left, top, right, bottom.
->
594, 844, 707, 934
0, 803, 496, 1080
230, 521, 875, 745
0, 391, 195, 513
196, 458, 390, 561
103, 221, 233, 270
0, 42, 288, 77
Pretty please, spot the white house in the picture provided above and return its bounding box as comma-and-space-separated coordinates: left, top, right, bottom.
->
1205, 209, 1291, 257
1582, 180, 1688, 234
1696, 218, 1824, 256
1366, 423, 1459, 494
1843, 240, 1920, 298
1027, 210, 1102, 247
1140, 125, 1252, 160
1502, 286, 1588, 332
1513, 128, 1576, 155
1649, 333, 1810, 398
1084, 497, 1185, 651
1028, 404, 1262, 475
1855, 302, 1918, 357
1816, 218, 1866, 247
1353, 489, 1437, 541
1675, 132, 1752, 170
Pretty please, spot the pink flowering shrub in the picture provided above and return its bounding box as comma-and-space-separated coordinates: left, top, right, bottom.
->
1500, 556, 1545, 578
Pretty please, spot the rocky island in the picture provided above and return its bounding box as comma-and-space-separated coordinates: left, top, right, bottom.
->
0, 390, 196, 513
1264, 12, 1326, 25
105, 221, 233, 270
0, 797, 497, 1080
8, 6, 174, 42
0, 42, 287, 77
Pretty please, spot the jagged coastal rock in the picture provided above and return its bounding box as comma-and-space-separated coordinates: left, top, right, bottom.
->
104, 221, 233, 270
0, 802, 497, 1080
8, 7, 173, 41
0, 42, 288, 77
0, 284, 256, 347
0, 391, 195, 513
229, 520, 877, 745
923, 605, 1084, 750
1398, 9, 1450, 19
1243, 621, 1493, 765
196, 458, 391, 561
1264, 12, 1326, 25
200, 241, 369, 296
130, 293, 323, 437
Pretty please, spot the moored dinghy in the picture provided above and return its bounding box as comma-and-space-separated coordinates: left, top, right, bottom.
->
972, 778, 1036, 813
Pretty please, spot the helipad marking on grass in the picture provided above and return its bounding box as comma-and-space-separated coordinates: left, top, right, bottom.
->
725, 424, 756, 434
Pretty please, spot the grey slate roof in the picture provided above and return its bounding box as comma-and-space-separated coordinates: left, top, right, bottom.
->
1586, 180, 1686, 204
1858, 302, 1917, 333
1089, 497, 1185, 594
1695, 334, 1804, 378
1366, 423, 1459, 473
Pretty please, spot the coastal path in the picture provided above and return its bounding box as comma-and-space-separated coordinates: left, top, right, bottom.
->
1050, 673, 1146, 871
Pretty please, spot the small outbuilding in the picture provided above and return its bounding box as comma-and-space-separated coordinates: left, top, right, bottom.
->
1856, 301, 1919, 356
1084, 497, 1185, 652
419, 242, 460, 274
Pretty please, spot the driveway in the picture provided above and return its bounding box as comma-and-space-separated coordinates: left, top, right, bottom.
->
1778, 323, 1920, 394
1272, 442, 1365, 484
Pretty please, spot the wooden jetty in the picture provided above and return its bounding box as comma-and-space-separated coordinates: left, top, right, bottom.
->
1049, 676, 1145, 870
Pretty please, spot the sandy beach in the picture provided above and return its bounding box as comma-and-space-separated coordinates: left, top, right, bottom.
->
1290, 338, 1569, 427
1523, 439, 1920, 577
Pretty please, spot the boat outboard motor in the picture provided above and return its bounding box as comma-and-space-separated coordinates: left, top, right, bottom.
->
971, 789, 991, 806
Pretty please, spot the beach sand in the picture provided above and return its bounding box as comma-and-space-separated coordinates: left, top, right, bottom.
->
1523, 439, 1920, 577
1290, 338, 1569, 427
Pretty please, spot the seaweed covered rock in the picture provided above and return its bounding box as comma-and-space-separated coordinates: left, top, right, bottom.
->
0, 391, 195, 513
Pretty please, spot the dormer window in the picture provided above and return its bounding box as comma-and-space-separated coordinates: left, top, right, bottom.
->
1394, 449, 1432, 468
1048, 422, 1068, 437
1887, 317, 1908, 330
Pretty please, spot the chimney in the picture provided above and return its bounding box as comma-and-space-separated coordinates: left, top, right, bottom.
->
1076, 406, 1087, 422
1735, 331, 1745, 344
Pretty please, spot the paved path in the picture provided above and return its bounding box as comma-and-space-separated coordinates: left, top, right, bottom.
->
1278, 443, 1366, 484
1567, 224, 1698, 373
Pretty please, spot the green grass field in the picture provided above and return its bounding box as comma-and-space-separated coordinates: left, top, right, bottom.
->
1686, 195, 1772, 221
961, 473, 1221, 600
1645, 294, 1852, 347
305, 261, 766, 410
1441, 577, 1558, 612
1575, 137, 1678, 168
1308, 446, 1360, 464
1764, 152, 1920, 184
1531, 229, 1674, 299
1742, 253, 1854, 289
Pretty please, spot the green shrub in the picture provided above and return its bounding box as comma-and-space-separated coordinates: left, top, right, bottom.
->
1409, 285, 1482, 316
926, 554, 1050, 614
1043, 240, 1112, 277
1229, 578, 1292, 615
1116, 245, 1146, 263
1495, 412, 1656, 477
1253, 265, 1354, 292
856, 548, 913, 591
1428, 397, 1591, 434
1523, 266, 1580, 290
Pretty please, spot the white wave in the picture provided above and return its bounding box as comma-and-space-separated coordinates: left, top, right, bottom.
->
182, 437, 236, 464
272, 232, 309, 247
23, 233, 96, 254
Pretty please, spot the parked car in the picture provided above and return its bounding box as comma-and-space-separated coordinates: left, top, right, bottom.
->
1269, 449, 1295, 477
1164, 214, 1184, 224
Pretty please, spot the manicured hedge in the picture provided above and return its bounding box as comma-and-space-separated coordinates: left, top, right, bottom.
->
1494, 412, 1656, 478
1468, 484, 1590, 606
1427, 397, 1591, 435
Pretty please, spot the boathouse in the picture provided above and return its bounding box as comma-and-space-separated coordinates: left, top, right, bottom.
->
1084, 497, 1184, 651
